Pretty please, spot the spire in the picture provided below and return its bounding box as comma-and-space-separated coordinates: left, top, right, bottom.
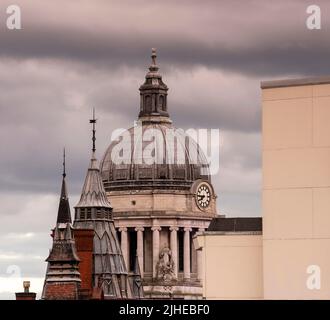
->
75, 112, 112, 210
138, 48, 170, 123
73, 114, 133, 299
57, 149, 72, 224
43, 149, 80, 300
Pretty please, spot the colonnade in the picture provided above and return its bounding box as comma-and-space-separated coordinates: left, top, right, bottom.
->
118, 225, 204, 280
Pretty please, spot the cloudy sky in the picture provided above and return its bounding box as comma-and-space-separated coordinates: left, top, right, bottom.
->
0, 0, 329, 299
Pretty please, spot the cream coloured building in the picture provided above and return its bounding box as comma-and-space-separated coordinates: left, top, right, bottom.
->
195, 77, 330, 299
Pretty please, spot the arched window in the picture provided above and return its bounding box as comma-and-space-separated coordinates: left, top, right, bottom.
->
145, 95, 152, 113
159, 95, 164, 110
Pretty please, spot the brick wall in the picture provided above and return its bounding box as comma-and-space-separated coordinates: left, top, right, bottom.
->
74, 229, 94, 292
15, 292, 36, 300
44, 282, 79, 300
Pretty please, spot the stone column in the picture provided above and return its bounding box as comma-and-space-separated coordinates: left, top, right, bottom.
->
119, 227, 129, 270
169, 227, 179, 279
151, 226, 161, 278
197, 228, 205, 281
184, 227, 192, 280
135, 227, 144, 277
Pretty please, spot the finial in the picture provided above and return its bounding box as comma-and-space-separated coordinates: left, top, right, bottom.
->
62, 148, 66, 178
89, 108, 97, 153
151, 48, 157, 66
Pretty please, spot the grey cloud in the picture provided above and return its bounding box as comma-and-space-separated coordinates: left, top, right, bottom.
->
0, 56, 261, 196
0, 0, 329, 77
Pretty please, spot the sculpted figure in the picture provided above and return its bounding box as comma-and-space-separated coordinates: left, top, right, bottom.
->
156, 247, 175, 281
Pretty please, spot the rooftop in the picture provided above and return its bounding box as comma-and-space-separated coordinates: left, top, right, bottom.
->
207, 217, 262, 233
261, 76, 330, 89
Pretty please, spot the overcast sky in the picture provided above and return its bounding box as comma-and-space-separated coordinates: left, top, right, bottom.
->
1, 0, 330, 299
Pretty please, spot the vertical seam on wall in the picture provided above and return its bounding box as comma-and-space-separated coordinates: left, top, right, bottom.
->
311, 85, 314, 239
312, 188, 314, 239
312, 85, 315, 147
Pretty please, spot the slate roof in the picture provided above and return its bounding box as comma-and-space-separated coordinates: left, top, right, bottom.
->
207, 217, 262, 232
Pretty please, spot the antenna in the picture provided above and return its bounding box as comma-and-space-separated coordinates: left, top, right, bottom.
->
89, 108, 97, 153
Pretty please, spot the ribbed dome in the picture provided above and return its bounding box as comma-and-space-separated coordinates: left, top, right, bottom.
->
100, 122, 210, 192
100, 49, 210, 192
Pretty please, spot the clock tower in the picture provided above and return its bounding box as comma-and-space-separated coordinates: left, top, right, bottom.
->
100, 49, 217, 298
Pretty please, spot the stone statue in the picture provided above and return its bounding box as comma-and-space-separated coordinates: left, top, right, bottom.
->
156, 247, 175, 281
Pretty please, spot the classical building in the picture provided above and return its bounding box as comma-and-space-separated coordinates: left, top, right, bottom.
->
39, 48, 217, 300
100, 49, 217, 298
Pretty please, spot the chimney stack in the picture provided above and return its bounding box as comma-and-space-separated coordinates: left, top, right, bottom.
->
15, 281, 36, 300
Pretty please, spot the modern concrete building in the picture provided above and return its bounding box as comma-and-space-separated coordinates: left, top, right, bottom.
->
195, 77, 330, 299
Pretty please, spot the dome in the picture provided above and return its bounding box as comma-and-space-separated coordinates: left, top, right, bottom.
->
100, 122, 210, 192
100, 49, 210, 191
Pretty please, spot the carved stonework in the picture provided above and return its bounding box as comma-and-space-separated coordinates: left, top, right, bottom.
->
156, 247, 175, 281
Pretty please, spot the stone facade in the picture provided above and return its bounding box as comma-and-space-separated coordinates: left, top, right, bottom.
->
100, 50, 217, 299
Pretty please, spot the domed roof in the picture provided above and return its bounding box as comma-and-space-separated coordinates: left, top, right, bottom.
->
100, 49, 210, 192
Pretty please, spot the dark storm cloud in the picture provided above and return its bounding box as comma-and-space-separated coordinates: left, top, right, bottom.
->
0, 59, 137, 194
0, 58, 260, 196
0, 0, 329, 77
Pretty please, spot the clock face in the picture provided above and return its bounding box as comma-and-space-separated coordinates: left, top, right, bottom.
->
196, 183, 211, 209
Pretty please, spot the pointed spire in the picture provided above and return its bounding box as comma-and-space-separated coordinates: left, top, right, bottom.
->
75, 113, 112, 210
73, 114, 135, 300
57, 149, 72, 224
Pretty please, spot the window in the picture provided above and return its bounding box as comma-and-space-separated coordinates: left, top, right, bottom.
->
80, 209, 86, 220
159, 95, 164, 110
145, 95, 152, 113
87, 208, 92, 219
96, 208, 102, 219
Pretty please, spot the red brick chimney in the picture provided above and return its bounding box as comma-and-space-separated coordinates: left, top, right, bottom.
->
15, 281, 36, 300
74, 229, 94, 298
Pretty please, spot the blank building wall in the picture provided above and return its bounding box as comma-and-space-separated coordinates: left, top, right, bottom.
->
262, 79, 330, 299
